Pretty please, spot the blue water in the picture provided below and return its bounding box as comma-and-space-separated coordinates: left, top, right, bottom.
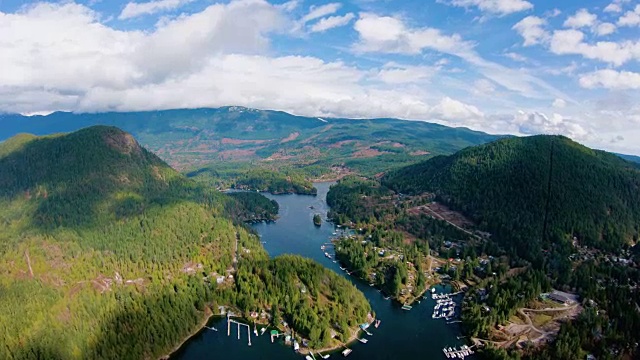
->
172, 182, 473, 360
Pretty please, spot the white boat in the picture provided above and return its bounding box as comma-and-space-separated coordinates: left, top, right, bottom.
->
342, 349, 352, 357
306, 356, 314, 360
205, 326, 218, 331
260, 327, 266, 335
294, 341, 300, 352
358, 338, 368, 344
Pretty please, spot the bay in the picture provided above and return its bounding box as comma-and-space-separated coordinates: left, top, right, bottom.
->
171, 182, 473, 360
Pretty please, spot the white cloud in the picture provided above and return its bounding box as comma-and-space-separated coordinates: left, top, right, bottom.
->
472, 79, 496, 95
309, 13, 354, 32
544, 8, 562, 18
579, 69, 640, 90
430, 97, 484, 121
301, 3, 341, 24
552, 98, 566, 108
618, 4, 640, 27
353, 13, 474, 56
512, 16, 548, 46
513, 111, 590, 140
604, 0, 630, 13
504, 52, 528, 62
549, 29, 640, 66
353, 13, 569, 101
594, 22, 617, 36
119, 0, 193, 20
563, 9, 597, 29
444, 0, 533, 15
375, 63, 438, 84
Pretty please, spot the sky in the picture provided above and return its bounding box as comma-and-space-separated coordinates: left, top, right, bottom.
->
1, 0, 640, 154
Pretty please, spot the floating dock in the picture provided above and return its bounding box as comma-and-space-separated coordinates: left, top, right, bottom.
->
443, 345, 474, 359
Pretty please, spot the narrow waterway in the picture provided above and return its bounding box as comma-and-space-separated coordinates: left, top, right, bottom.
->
171, 182, 474, 360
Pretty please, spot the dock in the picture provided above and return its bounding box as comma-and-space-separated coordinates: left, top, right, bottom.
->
443, 345, 474, 359
227, 316, 252, 346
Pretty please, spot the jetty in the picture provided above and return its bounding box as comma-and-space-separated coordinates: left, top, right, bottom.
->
227, 316, 252, 346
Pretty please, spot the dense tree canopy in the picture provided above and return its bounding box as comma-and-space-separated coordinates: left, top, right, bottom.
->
0, 127, 371, 359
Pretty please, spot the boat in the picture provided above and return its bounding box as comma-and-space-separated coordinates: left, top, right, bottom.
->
358, 338, 368, 344
319, 352, 330, 359
293, 341, 300, 352
431, 287, 436, 293
374, 320, 381, 328
306, 356, 314, 360
260, 327, 266, 335
339, 266, 346, 271
401, 304, 412, 310
254, 324, 258, 336
341, 349, 352, 357
205, 326, 218, 331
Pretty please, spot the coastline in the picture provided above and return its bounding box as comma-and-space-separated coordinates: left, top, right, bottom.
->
297, 324, 368, 356
160, 307, 214, 360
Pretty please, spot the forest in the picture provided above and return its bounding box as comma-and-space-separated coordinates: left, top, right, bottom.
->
326, 135, 640, 359
383, 135, 640, 261
0, 127, 371, 359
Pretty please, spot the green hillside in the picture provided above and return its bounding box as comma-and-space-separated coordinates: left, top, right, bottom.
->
384, 135, 640, 260
0, 126, 370, 359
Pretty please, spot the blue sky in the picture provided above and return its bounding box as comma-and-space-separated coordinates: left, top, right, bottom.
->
1, 0, 640, 153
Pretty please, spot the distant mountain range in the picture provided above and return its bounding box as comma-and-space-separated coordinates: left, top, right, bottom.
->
0, 107, 501, 174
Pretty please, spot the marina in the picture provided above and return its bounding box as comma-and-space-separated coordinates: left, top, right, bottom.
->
171, 183, 475, 360
443, 345, 474, 359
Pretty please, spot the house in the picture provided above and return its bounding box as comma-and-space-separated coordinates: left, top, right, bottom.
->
549, 290, 575, 305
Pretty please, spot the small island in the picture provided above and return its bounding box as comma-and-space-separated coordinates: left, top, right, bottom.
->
313, 214, 322, 226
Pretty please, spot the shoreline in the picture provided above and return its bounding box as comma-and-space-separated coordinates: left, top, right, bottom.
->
160, 308, 214, 360
297, 323, 370, 356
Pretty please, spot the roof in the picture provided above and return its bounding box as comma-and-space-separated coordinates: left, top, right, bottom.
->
549, 290, 573, 303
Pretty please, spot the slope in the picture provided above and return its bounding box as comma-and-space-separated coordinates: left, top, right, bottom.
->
383, 135, 640, 260
0, 126, 370, 359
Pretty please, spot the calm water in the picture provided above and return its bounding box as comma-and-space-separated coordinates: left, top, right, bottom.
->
172, 182, 473, 360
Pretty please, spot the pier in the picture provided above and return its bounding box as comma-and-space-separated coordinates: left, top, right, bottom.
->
442, 345, 474, 359
227, 315, 252, 346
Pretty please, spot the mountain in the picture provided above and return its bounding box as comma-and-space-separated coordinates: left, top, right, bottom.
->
0, 107, 501, 176
616, 152, 640, 164
383, 135, 640, 261
0, 126, 370, 359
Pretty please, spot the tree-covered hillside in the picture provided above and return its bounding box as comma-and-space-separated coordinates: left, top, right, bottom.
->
384, 135, 640, 260
0, 126, 370, 359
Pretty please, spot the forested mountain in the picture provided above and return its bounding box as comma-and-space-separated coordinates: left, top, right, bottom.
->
0, 107, 501, 177
384, 135, 640, 260
0, 126, 370, 359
